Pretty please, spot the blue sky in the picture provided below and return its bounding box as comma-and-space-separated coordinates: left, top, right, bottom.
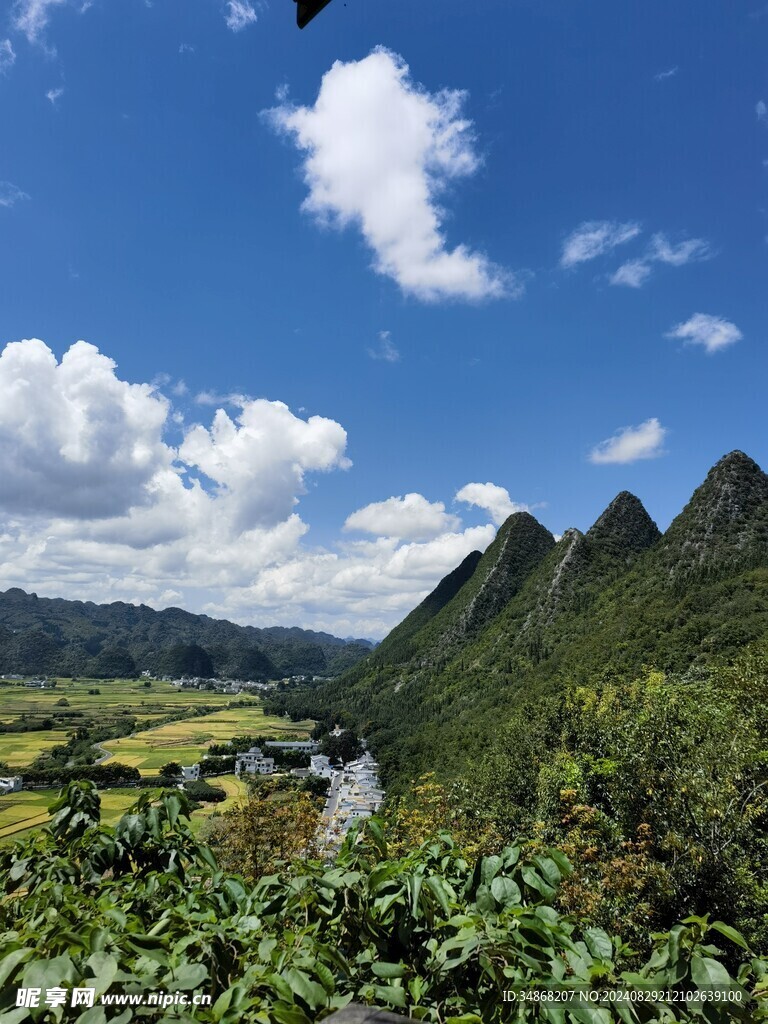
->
0, 0, 766, 637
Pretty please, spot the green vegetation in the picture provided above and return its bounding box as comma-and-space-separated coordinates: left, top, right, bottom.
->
0, 587, 372, 680
1, 783, 766, 1022
269, 451, 768, 957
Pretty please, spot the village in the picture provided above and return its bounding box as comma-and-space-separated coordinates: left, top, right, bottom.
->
232, 730, 385, 847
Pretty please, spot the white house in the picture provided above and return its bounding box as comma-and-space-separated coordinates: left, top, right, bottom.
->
181, 764, 200, 782
309, 754, 334, 779
235, 746, 275, 776
264, 740, 320, 753
0, 776, 23, 795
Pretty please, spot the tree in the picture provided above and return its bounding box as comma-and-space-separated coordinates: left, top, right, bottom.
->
203, 787, 320, 880
159, 761, 183, 778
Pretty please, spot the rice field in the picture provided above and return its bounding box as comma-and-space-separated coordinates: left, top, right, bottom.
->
0, 787, 157, 842
0, 731, 71, 768
0, 774, 251, 844
101, 706, 314, 773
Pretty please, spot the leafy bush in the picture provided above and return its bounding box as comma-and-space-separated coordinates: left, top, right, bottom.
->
1, 783, 766, 1022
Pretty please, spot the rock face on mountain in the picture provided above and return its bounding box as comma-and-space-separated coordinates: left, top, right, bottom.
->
654, 451, 768, 581
293, 451, 768, 788
585, 490, 662, 559
445, 513, 555, 645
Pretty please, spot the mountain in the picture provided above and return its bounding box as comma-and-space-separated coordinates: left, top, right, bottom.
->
0, 588, 373, 680
282, 451, 768, 787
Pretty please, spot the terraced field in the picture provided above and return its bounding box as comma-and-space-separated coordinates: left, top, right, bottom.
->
101, 706, 314, 773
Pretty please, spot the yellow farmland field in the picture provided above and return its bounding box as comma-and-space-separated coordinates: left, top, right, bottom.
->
0, 731, 71, 768
101, 706, 314, 773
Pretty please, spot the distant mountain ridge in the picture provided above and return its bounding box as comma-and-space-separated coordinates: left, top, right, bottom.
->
283, 451, 768, 786
0, 588, 373, 680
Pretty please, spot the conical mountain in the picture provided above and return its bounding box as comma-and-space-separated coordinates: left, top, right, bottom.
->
655, 451, 768, 581
586, 491, 662, 560
373, 549, 483, 665
299, 451, 768, 790
415, 511, 555, 656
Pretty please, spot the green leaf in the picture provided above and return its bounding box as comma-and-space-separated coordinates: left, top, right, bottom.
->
373, 984, 407, 1008
710, 922, 751, 952
372, 962, 406, 979
282, 967, 327, 1011
85, 952, 119, 996
584, 928, 614, 962
425, 875, 453, 916
0, 948, 34, 990
490, 875, 521, 908
480, 855, 502, 887
690, 954, 734, 989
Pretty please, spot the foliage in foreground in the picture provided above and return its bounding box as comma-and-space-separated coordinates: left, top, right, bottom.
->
1, 783, 767, 1023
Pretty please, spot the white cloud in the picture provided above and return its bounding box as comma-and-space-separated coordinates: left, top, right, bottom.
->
0, 338, 508, 637
225, 0, 257, 31
609, 259, 653, 288
178, 399, 351, 531
344, 493, 459, 541
0, 39, 16, 75
179, 43, 195, 54
46, 86, 64, 105
588, 418, 667, 465
11, 0, 66, 45
666, 313, 743, 353
649, 233, 712, 266
267, 48, 513, 302
654, 66, 678, 81
560, 220, 641, 268
0, 339, 173, 518
367, 330, 400, 363
455, 481, 528, 526
0, 182, 29, 208
757, 100, 767, 124
609, 232, 712, 288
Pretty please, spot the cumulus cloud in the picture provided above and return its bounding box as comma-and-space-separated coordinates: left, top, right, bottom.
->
757, 100, 767, 125
0, 182, 29, 208
267, 48, 513, 302
11, 0, 66, 45
367, 330, 400, 363
46, 86, 64, 105
225, 0, 257, 30
0, 39, 16, 75
588, 418, 667, 465
560, 220, 641, 268
179, 399, 350, 531
666, 313, 742, 353
455, 482, 528, 526
344, 493, 460, 541
0, 338, 508, 637
0, 340, 173, 518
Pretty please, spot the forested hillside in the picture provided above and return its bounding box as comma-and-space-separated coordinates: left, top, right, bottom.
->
266, 452, 768, 951
0, 589, 372, 680
283, 451, 768, 778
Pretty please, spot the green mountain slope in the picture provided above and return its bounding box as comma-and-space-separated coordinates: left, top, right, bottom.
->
369, 549, 483, 665
285, 451, 768, 787
0, 588, 373, 680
